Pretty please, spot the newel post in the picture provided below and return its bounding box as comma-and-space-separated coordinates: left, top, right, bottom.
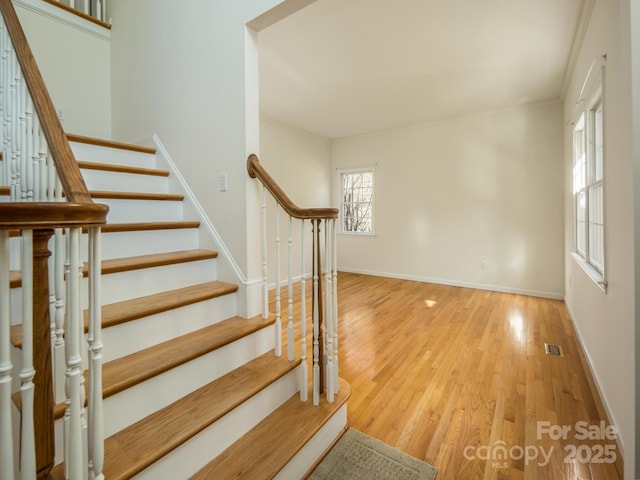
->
32, 228, 55, 478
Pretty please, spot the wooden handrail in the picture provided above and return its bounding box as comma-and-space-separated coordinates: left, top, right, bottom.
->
0, 202, 108, 229
247, 154, 338, 220
0, 0, 93, 204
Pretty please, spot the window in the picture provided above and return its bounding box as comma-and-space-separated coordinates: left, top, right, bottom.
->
340, 169, 374, 234
573, 86, 605, 282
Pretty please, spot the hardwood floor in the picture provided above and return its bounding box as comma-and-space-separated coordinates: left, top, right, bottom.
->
296, 272, 622, 480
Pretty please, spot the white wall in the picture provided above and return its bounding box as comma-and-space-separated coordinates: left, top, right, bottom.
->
563, 0, 635, 475
106, 0, 317, 316
259, 117, 332, 282
332, 101, 565, 298
15, 0, 111, 138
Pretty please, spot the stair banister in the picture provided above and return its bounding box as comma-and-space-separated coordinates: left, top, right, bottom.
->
0, 0, 108, 478
247, 154, 339, 406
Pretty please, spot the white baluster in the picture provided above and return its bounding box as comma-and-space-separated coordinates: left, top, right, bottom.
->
0, 230, 14, 480
101, 0, 106, 22
24, 94, 33, 201
261, 187, 268, 319
274, 203, 281, 357
19, 230, 36, 477
38, 130, 47, 200
0, 18, 5, 184
53, 227, 66, 403
63, 227, 71, 478
31, 113, 41, 201
312, 219, 320, 406
324, 220, 334, 403
18, 67, 26, 201
65, 227, 84, 479
70, 0, 76, 10
332, 218, 339, 394
88, 227, 104, 480
287, 216, 294, 361
83, 0, 89, 14
299, 221, 307, 402
10, 58, 19, 200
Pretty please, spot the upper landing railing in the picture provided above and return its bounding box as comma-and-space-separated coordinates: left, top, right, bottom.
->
44, 0, 109, 27
0, 0, 108, 478
248, 154, 340, 406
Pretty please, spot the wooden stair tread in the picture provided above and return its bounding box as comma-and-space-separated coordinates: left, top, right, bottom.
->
97, 249, 217, 275
9, 249, 217, 288
5, 221, 198, 239
97, 280, 238, 329
101, 314, 275, 399
67, 134, 156, 154
192, 378, 351, 480
98, 221, 200, 233
78, 160, 169, 177
50, 351, 299, 480
10, 281, 239, 348
0, 185, 8, 196
90, 190, 183, 201
15, 314, 273, 420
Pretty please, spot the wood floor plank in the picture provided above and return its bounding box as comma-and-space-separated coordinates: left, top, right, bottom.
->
327, 273, 622, 480
274, 272, 622, 480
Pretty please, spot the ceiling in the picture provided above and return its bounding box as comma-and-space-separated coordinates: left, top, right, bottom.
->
258, 0, 586, 140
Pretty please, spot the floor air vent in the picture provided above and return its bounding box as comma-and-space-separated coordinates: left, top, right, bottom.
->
544, 343, 564, 357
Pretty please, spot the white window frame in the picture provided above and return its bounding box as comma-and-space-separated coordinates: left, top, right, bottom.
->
338, 167, 375, 236
572, 60, 606, 291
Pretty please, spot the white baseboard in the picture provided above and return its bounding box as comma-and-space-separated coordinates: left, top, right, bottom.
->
338, 267, 565, 300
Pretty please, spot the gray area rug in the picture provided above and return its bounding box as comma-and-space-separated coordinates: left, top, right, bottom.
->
308, 428, 437, 480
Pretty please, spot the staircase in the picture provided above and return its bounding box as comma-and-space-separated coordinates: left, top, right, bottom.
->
6, 135, 349, 479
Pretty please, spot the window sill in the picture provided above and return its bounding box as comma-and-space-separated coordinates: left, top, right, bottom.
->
338, 232, 376, 238
571, 252, 608, 293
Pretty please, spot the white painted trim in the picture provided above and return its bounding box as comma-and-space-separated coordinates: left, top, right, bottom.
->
13, 0, 110, 40
267, 272, 311, 291
338, 267, 565, 300
147, 135, 250, 286
561, 0, 596, 98
563, 301, 623, 457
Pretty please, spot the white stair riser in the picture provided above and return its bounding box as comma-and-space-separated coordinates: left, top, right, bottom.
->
70, 143, 157, 170
82, 169, 168, 194
14, 295, 238, 404
94, 258, 218, 307
133, 367, 300, 480
85, 229, 200, 260
96, 198, 184, 223
10, 258, 219, 312
97, 293, 238, 363
50, 326, 275, 455
102, 327, 275, 437
276, 405, 348, 479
